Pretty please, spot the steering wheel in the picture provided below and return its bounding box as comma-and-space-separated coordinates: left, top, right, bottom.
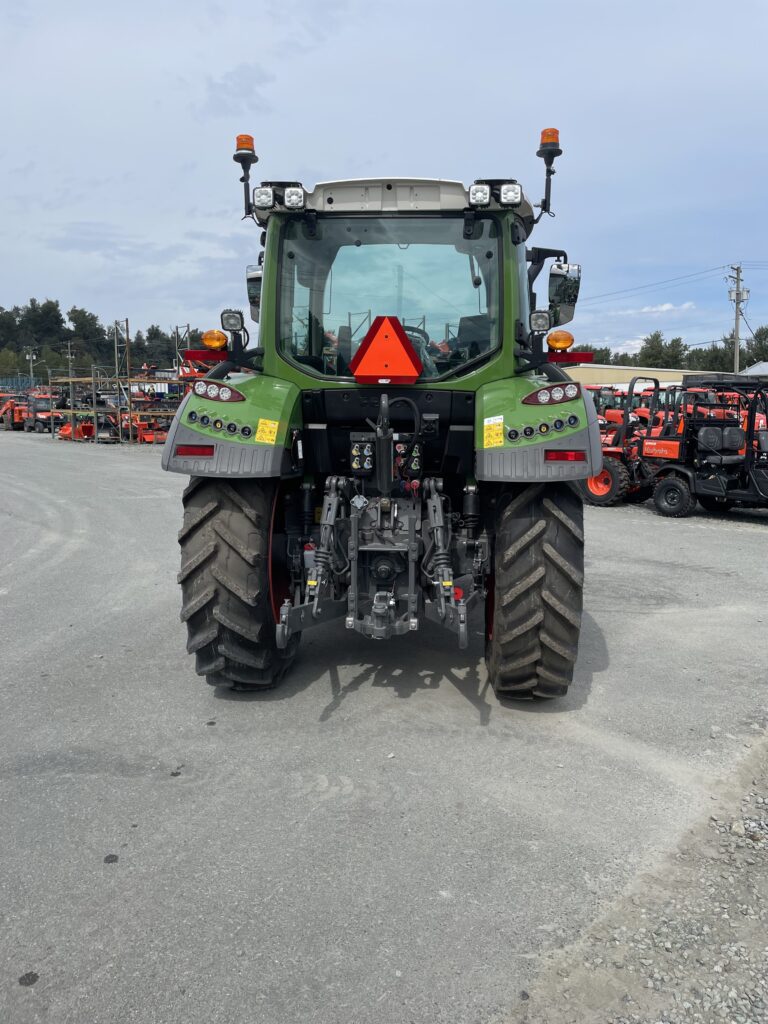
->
401, 324, 438, 378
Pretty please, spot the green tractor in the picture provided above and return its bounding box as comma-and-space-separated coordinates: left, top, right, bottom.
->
162, 130, 602, 701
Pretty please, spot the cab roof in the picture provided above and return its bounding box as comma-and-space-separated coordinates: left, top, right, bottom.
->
256, 177, 535, 226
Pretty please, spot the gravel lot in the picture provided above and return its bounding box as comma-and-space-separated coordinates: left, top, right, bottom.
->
1, 434, 766, 1024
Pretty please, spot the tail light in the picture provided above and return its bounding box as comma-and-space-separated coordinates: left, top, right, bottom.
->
522, 383, 580, 406
175, 444, 214, 458
192, 381, 245, 402
544, 450, 586, 462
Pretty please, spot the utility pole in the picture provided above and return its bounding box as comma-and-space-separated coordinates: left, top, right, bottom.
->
66, 336, 76, 441
113, 320, 123, 442
124, 319, 133, 444
24, 346, 37, 386
728, 265, 749, 374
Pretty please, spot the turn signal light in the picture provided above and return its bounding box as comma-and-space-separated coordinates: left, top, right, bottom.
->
547, 330, 575, 351
202, 329, 228, 351
544, 450, 586, 462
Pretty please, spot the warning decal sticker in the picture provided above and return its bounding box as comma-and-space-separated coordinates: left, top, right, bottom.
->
483, 415, 505, 448
255, 418, 279, 444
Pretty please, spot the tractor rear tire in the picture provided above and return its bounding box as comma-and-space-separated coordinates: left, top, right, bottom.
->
697, 495, 733, 514
579, 458, 630, 506
486, 483, 584, 700
653, 476, 697, 518
178, 477, 298, 691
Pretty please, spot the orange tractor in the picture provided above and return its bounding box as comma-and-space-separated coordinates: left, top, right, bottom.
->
1, 394, 28, 431
580, 376, 664, 505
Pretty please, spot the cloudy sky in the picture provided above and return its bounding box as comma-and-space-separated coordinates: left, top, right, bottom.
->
2, 0, 767, 356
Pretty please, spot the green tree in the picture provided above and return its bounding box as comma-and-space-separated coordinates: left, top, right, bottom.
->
143, 325, 175, 367
612, 349, 637, 366
685, 333, 745, 372
745, 324, 768, 366
68, 306, 110, 363
662, 336, 688, 368
17, 298, 67, 349
635, 330, 665, 366
0, 347, 19, 374
576, 343, 614, 363
39, 344, 61, 372
0, 308, 21, 352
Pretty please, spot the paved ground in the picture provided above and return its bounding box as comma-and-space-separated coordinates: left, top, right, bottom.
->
1, 434, 766, 1024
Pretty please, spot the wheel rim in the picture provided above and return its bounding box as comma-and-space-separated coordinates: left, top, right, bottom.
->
587, 469, 613, 496
666, 488, 681, 508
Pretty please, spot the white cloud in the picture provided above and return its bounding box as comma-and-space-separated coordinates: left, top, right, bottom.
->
608, 301, 696, 317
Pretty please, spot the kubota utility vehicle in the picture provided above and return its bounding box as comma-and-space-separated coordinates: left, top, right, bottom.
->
161, 131, 602, 700
22, 393, 65, 433
645, 376, 768, 517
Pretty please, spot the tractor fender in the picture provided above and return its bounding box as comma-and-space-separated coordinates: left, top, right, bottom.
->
475, 378, 603, 482
162, 376, 301, 478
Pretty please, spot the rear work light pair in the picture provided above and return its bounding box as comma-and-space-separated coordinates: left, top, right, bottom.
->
522, 383, 580, 406
469, 182, 522, 207
253, 185, 305, 210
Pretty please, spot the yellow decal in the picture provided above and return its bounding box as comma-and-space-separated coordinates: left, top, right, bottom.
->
483, 415, 505, 448
255, 418, 279, 444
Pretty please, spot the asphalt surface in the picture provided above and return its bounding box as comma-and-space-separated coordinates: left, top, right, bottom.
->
1, 434, 766, 1024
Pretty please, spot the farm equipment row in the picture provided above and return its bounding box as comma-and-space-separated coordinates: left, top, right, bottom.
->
581, 374, 768, 517
0, 368, 211, 442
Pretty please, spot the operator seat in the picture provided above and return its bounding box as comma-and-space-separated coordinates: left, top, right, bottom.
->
696, 424, 746, 465
455, 314, 491, 359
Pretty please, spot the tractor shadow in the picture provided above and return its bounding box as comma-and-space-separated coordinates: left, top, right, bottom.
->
214, 611, 606, 725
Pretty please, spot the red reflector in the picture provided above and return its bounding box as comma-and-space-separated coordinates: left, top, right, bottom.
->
182, 348, 228, 363
544, 450, 586, 462
453, 586, 464, 600
348, 315, 423, 384
176, 444, 214, 457
548, 351, 594, 364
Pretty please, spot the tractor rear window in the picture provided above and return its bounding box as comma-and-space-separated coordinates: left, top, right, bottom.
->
277, 214, 501, 379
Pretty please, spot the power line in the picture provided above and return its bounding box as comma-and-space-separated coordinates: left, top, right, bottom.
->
579, 265, 728, 304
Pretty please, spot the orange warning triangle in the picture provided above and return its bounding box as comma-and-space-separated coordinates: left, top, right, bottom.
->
348, 316, 423, 384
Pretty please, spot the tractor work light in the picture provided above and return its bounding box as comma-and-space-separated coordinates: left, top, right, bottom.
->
192, 379, 245, 402
500, 182, 522, 206
253, 186, 275, 209
529, 311, 551, 333
283, 186, 305, 209
469, 183, 491, 206
547, 329, 575, 351
220, 309, 244, 332
201, 329, 228, 351
522, 384, 581, 406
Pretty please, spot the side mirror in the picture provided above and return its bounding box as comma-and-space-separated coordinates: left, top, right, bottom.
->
246, 265, 263, 323
548, 262, 581, 326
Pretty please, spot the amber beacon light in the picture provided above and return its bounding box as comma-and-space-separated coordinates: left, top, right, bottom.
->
202, 329, 229, 351
547, 330, 575, 351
